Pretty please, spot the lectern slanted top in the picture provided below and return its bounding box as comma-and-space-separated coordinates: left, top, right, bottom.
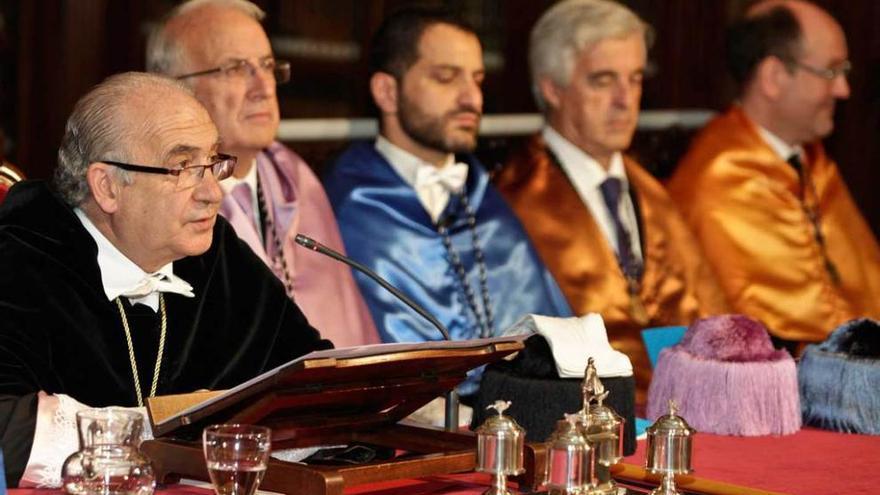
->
142, 336, 531, 495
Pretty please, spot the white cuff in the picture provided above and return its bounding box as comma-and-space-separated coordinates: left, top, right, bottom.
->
19, 393, 154, 488
19, 392, 88, 488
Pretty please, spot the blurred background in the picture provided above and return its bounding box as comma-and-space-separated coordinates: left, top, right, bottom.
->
0, 0, 877, 233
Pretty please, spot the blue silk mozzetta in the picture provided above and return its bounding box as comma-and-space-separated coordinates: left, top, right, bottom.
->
325, 142, 573, 393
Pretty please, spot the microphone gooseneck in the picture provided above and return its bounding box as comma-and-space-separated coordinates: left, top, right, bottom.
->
294, 234, 458, 431
294, 234, 452, 341
295, 233, 460, 431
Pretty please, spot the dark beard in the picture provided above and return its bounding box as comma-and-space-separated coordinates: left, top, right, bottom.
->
397, 92, 479, 154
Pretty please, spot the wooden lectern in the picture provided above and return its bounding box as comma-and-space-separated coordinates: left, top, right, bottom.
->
142, 337, 543, 494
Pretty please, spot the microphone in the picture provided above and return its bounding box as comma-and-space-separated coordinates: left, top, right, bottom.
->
295, 234, 451, 340
295, 233, 460, 430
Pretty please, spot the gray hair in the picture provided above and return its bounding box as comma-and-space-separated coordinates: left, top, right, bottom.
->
55, 72, 192, 206
146, 0, 265, 76
529, 0, 653, 109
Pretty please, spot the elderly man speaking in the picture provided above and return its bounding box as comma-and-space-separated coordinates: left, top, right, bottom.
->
0, 72, 331, 487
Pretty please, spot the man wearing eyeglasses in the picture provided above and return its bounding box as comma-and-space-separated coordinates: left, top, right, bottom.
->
0, 72, 332, 487
668, 0, 880, 346
147, 0, 379, 348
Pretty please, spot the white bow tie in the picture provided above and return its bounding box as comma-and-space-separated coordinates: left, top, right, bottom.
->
120, 272, 195, 299
414, 162, 469, 222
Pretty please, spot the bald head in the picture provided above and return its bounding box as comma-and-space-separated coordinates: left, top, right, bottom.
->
147, 0, 281, 174
147, 0, 266, 77
771, 1, 847, 70
56, 73, 207, 206
727, 0, 849, 145
748, 0, 837, 24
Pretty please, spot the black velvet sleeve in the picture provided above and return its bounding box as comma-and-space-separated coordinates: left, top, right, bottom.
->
216, 216, 333, 361
0, 223, 50, 487
0, 394, 37, 487
0, 280, 45, 487
175, 216, 334, 382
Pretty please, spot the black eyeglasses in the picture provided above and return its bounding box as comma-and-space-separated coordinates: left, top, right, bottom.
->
786, 59, 852, 81
176, 57, 291, 84
99, 154, 237, 189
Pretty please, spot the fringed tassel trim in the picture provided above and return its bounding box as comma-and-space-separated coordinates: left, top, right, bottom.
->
648, 348, 801, 436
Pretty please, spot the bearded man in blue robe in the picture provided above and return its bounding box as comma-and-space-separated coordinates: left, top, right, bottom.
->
324, 7, 572, 396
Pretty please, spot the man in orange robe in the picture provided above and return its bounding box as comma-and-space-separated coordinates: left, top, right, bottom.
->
668, 0, 880, 346
495, 0, 728, 399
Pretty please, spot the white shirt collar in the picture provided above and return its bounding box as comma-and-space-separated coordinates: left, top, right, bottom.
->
375, 136, 456, 187
375, 136, 467, 222
542, 126, 627, 186
74, 208, 193, 311
756, 125, 805, 162
541, 125, 642, 261
220, 158, 261, 239
220, 157, 258, 193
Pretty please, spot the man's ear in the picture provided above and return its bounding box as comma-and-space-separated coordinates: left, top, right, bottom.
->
86, 162, 123, 214
370, 72, 399, 115
538, 77, 564, 111
756, 56, 790, 100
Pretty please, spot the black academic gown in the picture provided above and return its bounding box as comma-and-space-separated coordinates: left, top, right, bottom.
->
0, 181, 333, 486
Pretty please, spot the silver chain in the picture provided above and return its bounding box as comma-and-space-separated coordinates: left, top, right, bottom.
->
437, 191, 495, 338
256, 177, 296, 299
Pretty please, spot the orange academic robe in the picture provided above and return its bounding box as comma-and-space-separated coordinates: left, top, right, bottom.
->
668, 106, 880, 342
495, 135, 730, 399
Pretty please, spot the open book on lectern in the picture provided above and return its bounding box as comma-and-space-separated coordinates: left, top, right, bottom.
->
146, 334, 526, 440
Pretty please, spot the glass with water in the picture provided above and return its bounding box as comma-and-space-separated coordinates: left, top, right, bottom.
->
203, 424, 271, 495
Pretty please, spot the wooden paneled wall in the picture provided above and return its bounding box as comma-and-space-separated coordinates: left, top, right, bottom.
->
1, 0, 876, 232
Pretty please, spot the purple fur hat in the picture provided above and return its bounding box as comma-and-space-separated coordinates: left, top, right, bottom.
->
647, 315, 801, 436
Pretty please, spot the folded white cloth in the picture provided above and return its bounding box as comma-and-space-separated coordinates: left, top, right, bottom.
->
503, 313, 633, 378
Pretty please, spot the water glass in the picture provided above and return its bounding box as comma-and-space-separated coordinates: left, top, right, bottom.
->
203, 424, 271, 495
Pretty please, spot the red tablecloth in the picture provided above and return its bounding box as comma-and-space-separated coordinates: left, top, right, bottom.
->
623, 427, 880, 495
10, 428, 878, 495
9, 475, 495, 495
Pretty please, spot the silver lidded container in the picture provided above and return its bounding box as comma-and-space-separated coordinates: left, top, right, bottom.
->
645, 399, 696, 495
577, 358, 623, 495
545, 414, 592, 495
586, 397, 623, 467
476, 400, 525, 495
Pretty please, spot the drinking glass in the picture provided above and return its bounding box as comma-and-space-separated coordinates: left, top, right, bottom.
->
203, 424, 271, 495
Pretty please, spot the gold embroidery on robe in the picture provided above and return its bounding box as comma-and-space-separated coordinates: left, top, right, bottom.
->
668, 106, 880, 343
495, 135, 730, 402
